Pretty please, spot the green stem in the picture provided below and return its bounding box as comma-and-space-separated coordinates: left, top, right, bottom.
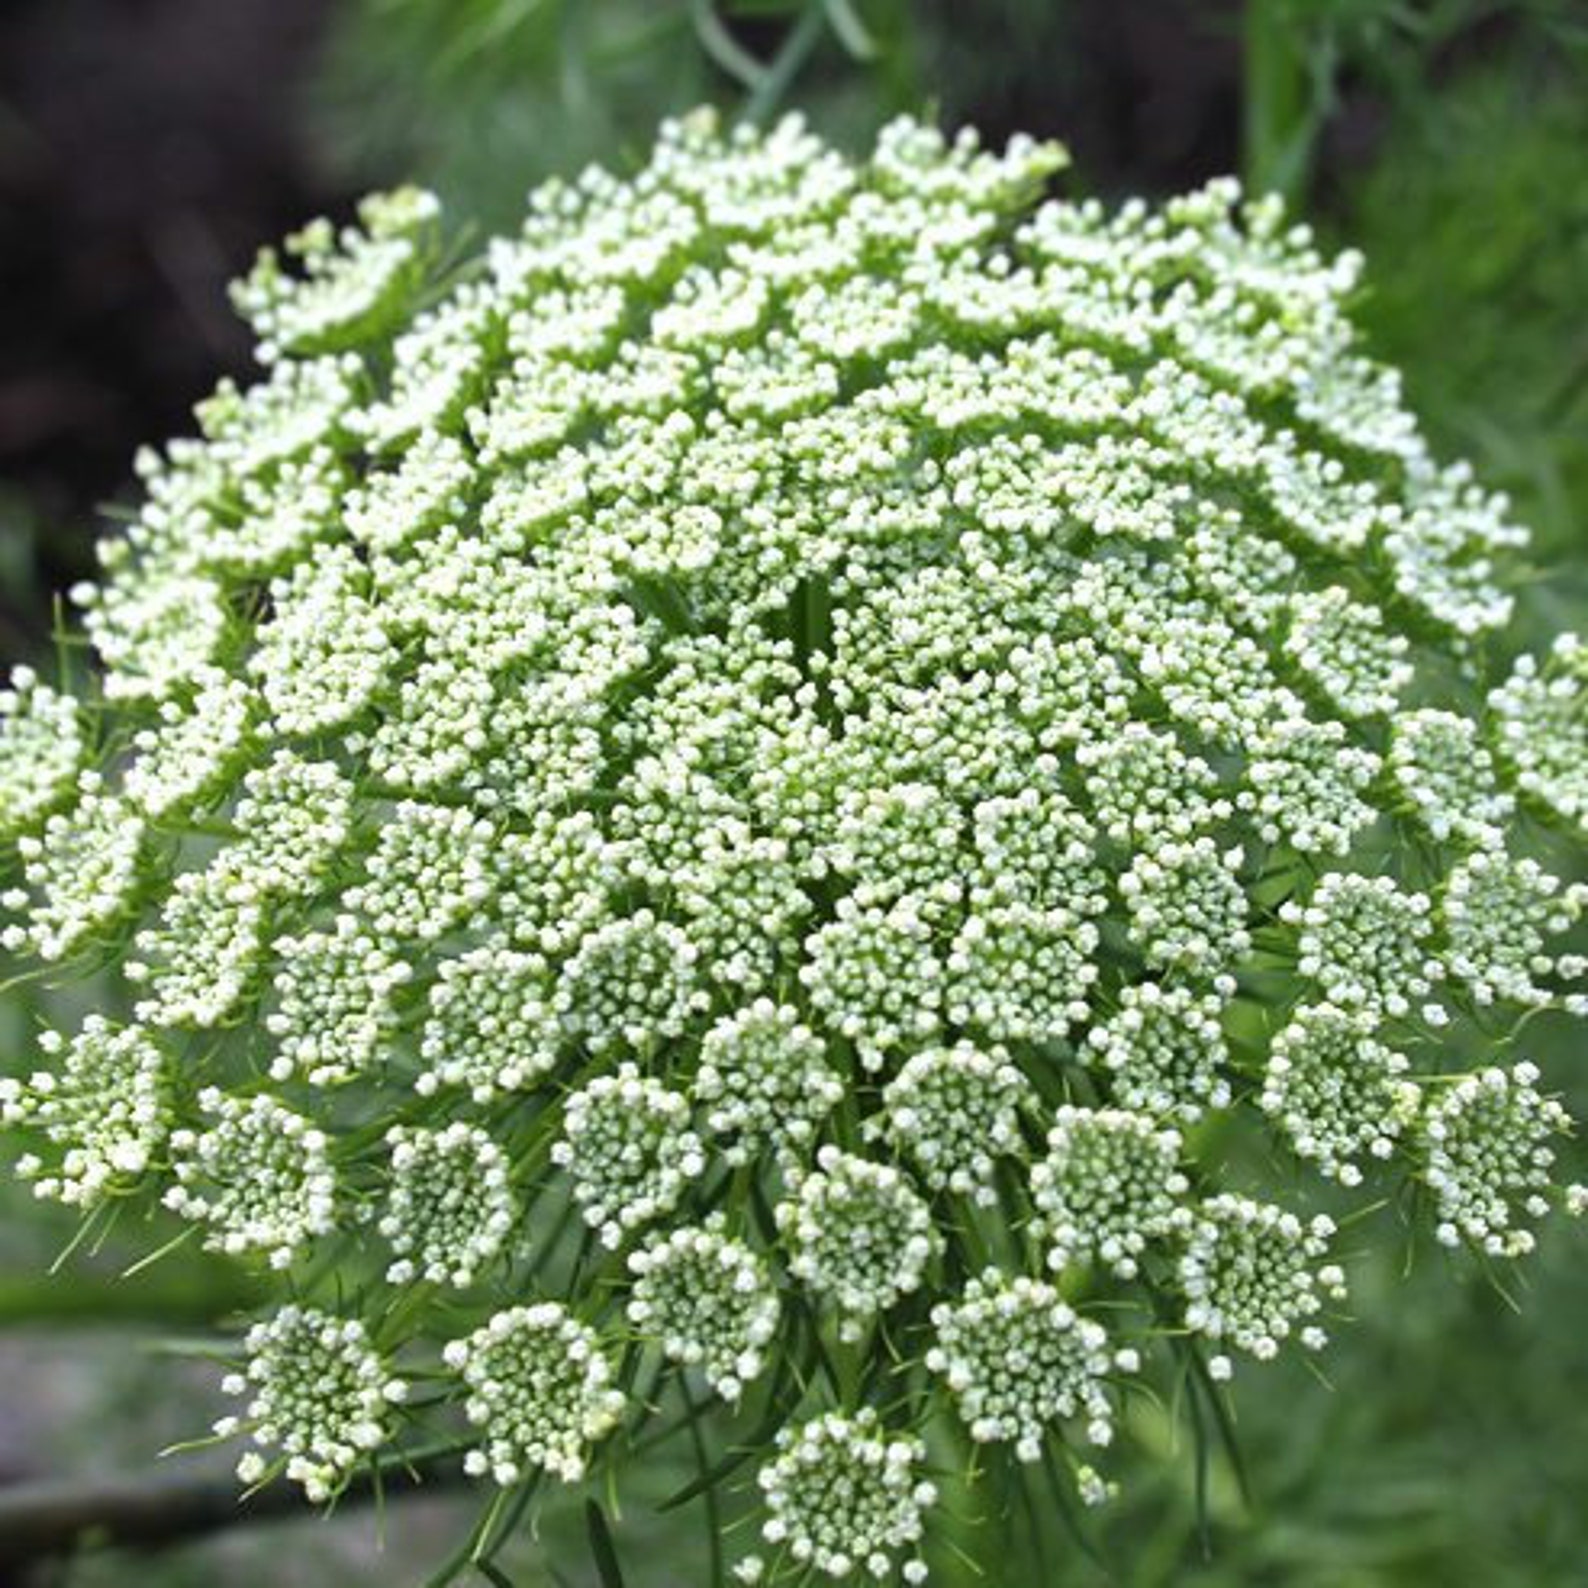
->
1243, 0, 1317, 202
0, 1263, 262, 1328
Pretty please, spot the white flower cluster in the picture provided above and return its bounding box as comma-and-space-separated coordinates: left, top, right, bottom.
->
165, 1089, 337, 1268
554, 910, 707, 1055
1030, 1107, 1190, 1279
552, 1063, 704, 1247
1086, 983, 1231, 1123
1487, 636, 1588, 830
927, 1270, 1137, 1460
751, 1409, 935, 1584
1420, 1063, 1583, 1257
874, 1043, 1030, 1200
1283, 872, 1440, 1020
1120, 839, 1249, 988
1179, 1197, 1347, 1376
1387, 709, 1514, 846
5, 778, 147, 960
378, 1121, 516, 1286
231, 750, 355, 896
692, 1000, 843, 1167
627, 1216, 780, 1402
444, 1304, 626, 1484
221, 1307, 407, 1502
0, 666, 85, 838
126, 858, 267, 1027
778, 1146, 941, 1340
1439, 849, 1586, 1009
1258, 1005, 1420, 1185
416, 941, 558, 1101
266, 918, 413, 1085
230, 187, 440, 360
0, 1018, 169, 1207
3, 108, 1587, 1568
121, 669, 255, 819
1239, 712, 1380, 857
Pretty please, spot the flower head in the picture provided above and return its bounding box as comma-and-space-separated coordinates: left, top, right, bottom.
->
2, 107, 1587, 1576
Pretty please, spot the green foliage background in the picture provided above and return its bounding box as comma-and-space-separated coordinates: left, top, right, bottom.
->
2, 2, 1586, 1584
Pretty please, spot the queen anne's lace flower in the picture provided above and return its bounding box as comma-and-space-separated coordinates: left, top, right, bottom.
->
251, 543, 394, 735
1030, 1108, 1190, 1279
778, 1146, 941, 1339
378, 1121, 516, 1286
444, 1304, 626, 1484
874, 1042, 1031, 1199
1284, 586, 1412, 719
0, 667, 85, 838
344, 800, 496, 944
121, 669, 255, 819
416, 940, 558, 1101
230, 751, 355, 897
555, 911, 707, 1055
1387, 708, 1514, 845
1120, 838, 1250, 987
1087, 983, 1231, 1122
1179, 1196, 1347, 1376
1283, 872, 1439, 1021
927, 1270, 1137, 1459
1420, 1063, 1583, 1257
266, 918, 413, 1086
753, 1409, 935, 1584
801, 897, 944, 1065
125, 856, 267, 1027
221, 1307, 407, 1502
0, 1019, 170, 1207
1439, 849, 1585, 1008
945, 902, 1099, 1042
1238, 710, 1381, 856
1258, 1005, 1421, 1185
553, 1064, 705, 1247
1487, 636, 1588, 831
230, 186, 440, 360
692, 1000, 843, 1166
5, 109, 1588, 1569
627, 1217, 780, 1402
7, 778, 147, 960
165, 1090, 337, 1268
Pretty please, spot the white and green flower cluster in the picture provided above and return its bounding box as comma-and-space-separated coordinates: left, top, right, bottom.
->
219, 1306, 408, 1503
3, 109, 1586, 1579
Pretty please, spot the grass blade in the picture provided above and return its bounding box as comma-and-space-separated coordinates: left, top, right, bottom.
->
586, 1498, 627, 1588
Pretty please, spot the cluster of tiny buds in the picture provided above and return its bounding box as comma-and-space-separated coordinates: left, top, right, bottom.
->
748, 1409, 935, 1584
378, 1121, 516, 1287
927, 1270, 1138, 1463
2, 103, 1587, 1574
1031, 1107, 1190, 1279
1259, 1005, 1420, 1186
692, 1000, 844, 1166
778, 1146, 941, 1341
1179, 1197, 1347, 1377
0, 1019, 170, 1208
627, 1216, 780, 1402
220, 1308, 408, 1503
552, 1063, 705, 1248
1421, 1062, 1585, 1258
165, 1089, 336, 1269
443, 1303, 626, 1485
0, 666, 84, 838
873, 1042, 1031, 1201
1282, 872, 1442, 1022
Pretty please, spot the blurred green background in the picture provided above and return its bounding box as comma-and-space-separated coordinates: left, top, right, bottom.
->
1, 1, 1586, 1584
